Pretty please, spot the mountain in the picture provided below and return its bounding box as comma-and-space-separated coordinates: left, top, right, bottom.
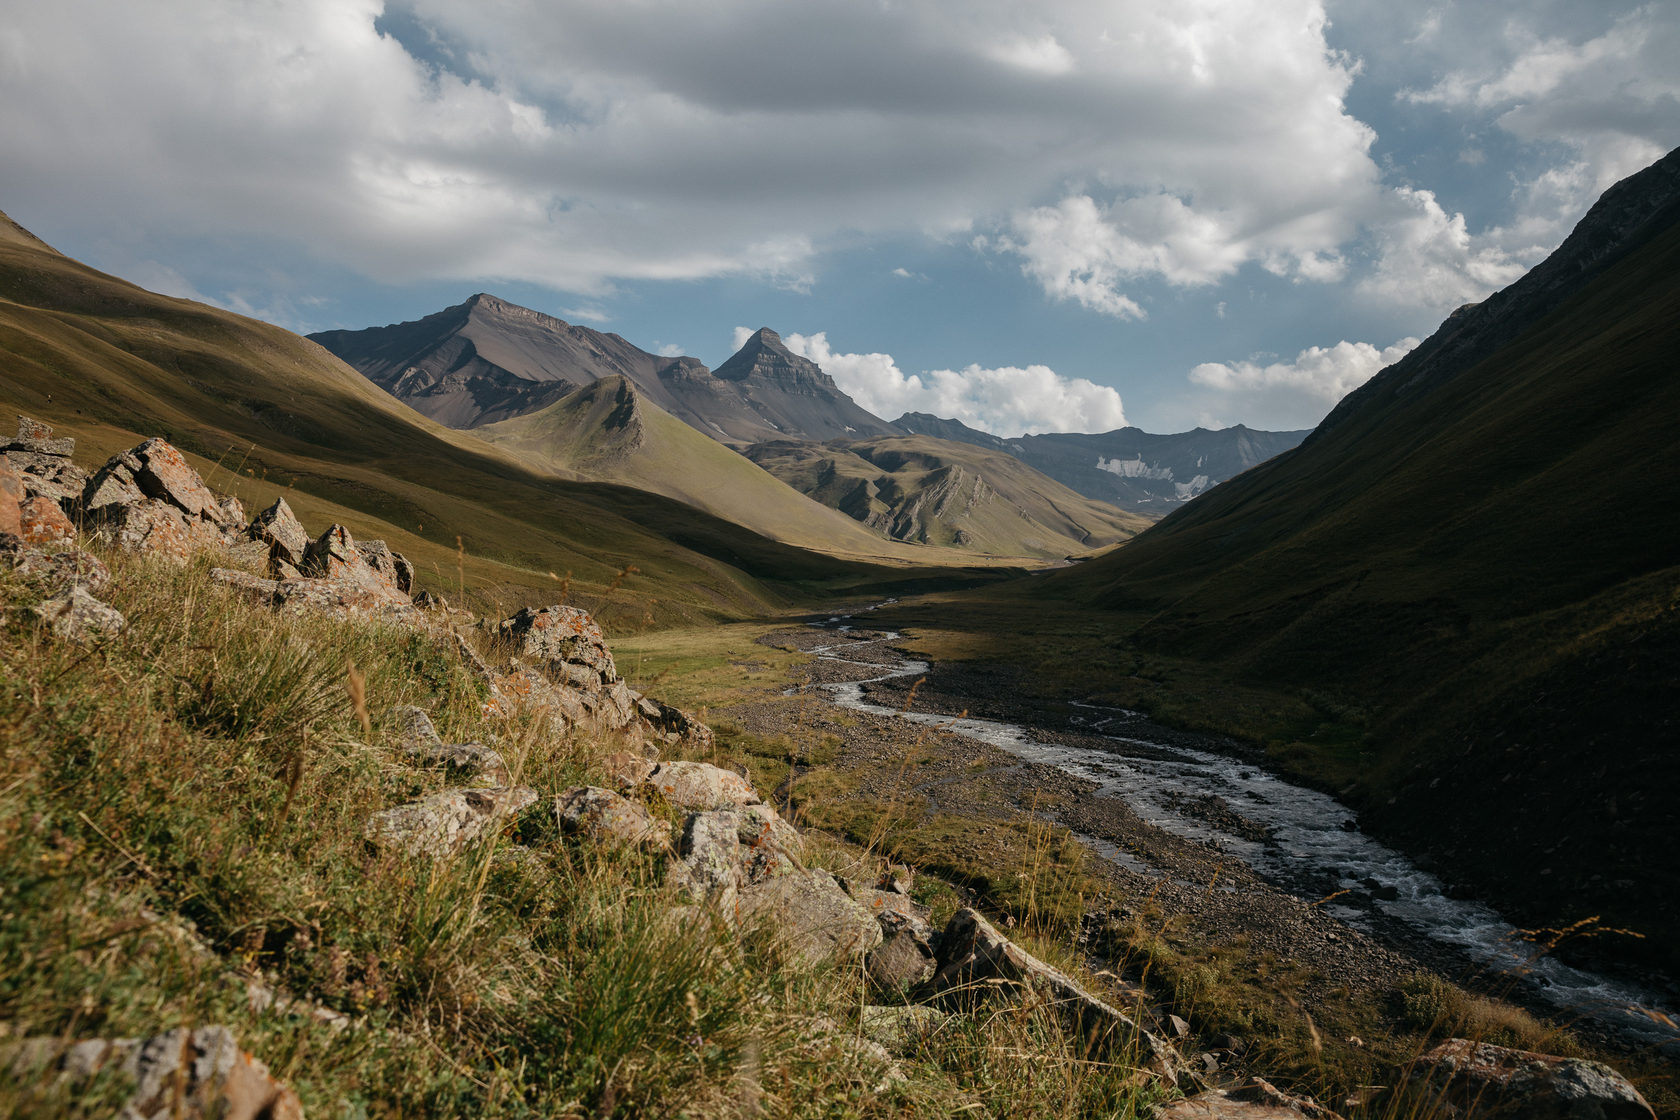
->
697, 327, 898, 445
312, 301, 899, 448
893, 413, 1310, 512
476, 376, 975, 559
0, 210, 996, 623
1044, 145, 1680, 973
745, 434, 1151, 560
307, 293, 705, 428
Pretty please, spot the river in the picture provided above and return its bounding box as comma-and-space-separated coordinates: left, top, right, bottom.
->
803, 610, 1679, 1049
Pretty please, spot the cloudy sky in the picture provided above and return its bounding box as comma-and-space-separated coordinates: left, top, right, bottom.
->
2, 1, 1675, 434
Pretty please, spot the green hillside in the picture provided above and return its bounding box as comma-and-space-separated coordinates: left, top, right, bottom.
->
0, 211, 996, 623
476, 376, 1010, 564
747, 435, 1152, 561
1037, 151, 1680, 972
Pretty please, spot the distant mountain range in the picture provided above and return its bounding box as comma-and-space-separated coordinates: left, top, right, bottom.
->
893, 413, 1310, 510
1047, 143, 1680, 975
312, 299, 1309, 517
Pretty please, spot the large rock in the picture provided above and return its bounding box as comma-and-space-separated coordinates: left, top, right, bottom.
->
1412, 1039, 1656, 1119
356, 539, 414, 594
737, 868, 884, 965
1, 540, 110, 595
671, 804, 802, 903
640, 760, 760, 810
390, 705, 508, 784
865, 908, 938, 997
82, 440, 238, 565
933, 908, 1186, 1077
556, 786, 670, 850
33, 585, 126, 643
3, 422, 88, 505
4, 1025, 304, 1120
1157, 1077, 1342, 1119
365, 786, 537, 858
0, 461, 24, 538
634, 694, 716, 751
18, 494, 76, 546
496, 604, 617, 681
248, 497, 310, 568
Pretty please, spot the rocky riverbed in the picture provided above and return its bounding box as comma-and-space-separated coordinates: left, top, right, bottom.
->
727, 619, 1680, 1064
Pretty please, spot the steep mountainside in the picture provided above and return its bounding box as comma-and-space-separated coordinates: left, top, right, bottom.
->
0, 211, 995, 621
893, 413, 1309, 512
746, 434, 1151, 560
476, 377, 985, 560
307, 294, 705, 428
695, 328, 899, 445
1044, 146, 1680, 973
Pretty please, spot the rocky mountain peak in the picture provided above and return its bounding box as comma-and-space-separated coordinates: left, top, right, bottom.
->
713, 326, 832, 389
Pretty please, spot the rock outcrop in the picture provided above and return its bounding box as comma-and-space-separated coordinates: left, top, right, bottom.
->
1156, 1076, 1343, 1119
5, 1024, 304, 1120
82, 438, 238, 563
364, 785, 538, 859
1411, 1038, 1657, 1119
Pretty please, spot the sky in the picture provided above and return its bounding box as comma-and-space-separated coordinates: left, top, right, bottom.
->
1, 2, 1676, 436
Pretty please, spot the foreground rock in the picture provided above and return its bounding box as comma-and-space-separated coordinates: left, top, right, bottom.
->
365, 786, 538, 858
391, 705, 509, 784
556, 786, 670, 850
1157, 1077, 1343, 1119
933, 907, 1187, 1080
5, 1024, 303, 1120
1411, 1038, 1657, 1119
3, 416, 87, 512
485, 605, 638, 731
737, 869, 884, 965
32, 584, 126, 642
641, 759, 760, 811
1, 538, 110, 596
83, 439, 238, 563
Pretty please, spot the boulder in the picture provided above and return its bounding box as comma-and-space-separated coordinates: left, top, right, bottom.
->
671, 804, 802, 903
737, 868, 884, 965
4, 415, 76, 458
3, 1025, 304, 1120
1411, 1039, 1656, 1120
556, 786, 670, 849
2, 541, 110, 595
636, 694, 716, 751
365, 786, 537, 858
390, 705, 508, 784
1156, 1077, 1343, 1119
866, 908, 938, 997
18, 494, 76, 546
602, 750, 659, 788
640, 760, 760, 810
82, 442, 237, 565
124, 438, 228, 522
496, 604, 617, 681
356, 539, 413, 594
933, 908, 1185, 1077
303, 524, 360, 579
3, 449, 87, 508
248, 497, 310, 567
33, 585, 126, 643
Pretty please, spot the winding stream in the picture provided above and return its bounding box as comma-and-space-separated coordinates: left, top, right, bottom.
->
804, 613, 1679, 1047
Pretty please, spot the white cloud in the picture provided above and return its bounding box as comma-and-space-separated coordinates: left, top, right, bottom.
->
0, 0, 1387, 306
654, 342, 685, 357
780, 331, 1126, 436
1189, 338, 1420, 403
1358, 187, 1529, 312
561, 305, 610, 323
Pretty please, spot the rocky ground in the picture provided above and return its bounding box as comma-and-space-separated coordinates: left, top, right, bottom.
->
728, 625, 1673, 1066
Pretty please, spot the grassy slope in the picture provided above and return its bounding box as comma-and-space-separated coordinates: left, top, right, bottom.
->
476, 376, 1009, 565
0, 212, 1002, 624
747, 434, 1152, 560
1026, 216, 1680, 973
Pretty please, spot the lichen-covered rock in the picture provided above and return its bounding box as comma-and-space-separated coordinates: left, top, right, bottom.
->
737, 869, 884, 965
1411, 1039, 1656, 1120
1156, 1077, 1342, 1119
640, 760, 760, 810
3, 1024, 303, 1120
2, 541, 110, 595
126, 439, 228, 523
671, 803, 802, 906
356, 539, 413, 594
602, 750, 659, 788
4, 415, 76, 458
248, 497, 310, 567
82, 441, 239, 565
635, 694, 716, 751
933, 908, 1186, 1078
365, 786, 537, 858
556, 786, 670, 849
496, 604, 617, 681
33, 585, 126, 643
15, 493, 75, 546
390, 705, 508, 784
0, 461, 26, 538
3, 448, 88, 508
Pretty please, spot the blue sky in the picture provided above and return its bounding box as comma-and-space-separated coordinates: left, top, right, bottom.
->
1, 1, 1675, 435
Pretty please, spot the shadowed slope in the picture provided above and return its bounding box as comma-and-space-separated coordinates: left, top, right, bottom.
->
1042, 147, 1680, 972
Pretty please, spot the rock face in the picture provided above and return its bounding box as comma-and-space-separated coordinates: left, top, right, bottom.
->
640, 760, 760, 811
3, 416, 88, 511
249, 497, 310, 569
484, 605, 640, 733
5, 1025, 304, 1120
82, 439, 238, 564
365, 786, 538, 858
1412, 1039, 1657, 1119
932, 907, 1185, 1077
556, 786, 670, 850
736, 869, 884, 966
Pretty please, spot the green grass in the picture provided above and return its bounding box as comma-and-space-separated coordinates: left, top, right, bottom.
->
0, 543, 1178, 1118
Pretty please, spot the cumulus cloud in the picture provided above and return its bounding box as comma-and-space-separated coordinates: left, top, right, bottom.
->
1189, 338, 1420, 401
1357, 188, 1529, 312
0, 0, 1386, 309
777, 331, 1126, 436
